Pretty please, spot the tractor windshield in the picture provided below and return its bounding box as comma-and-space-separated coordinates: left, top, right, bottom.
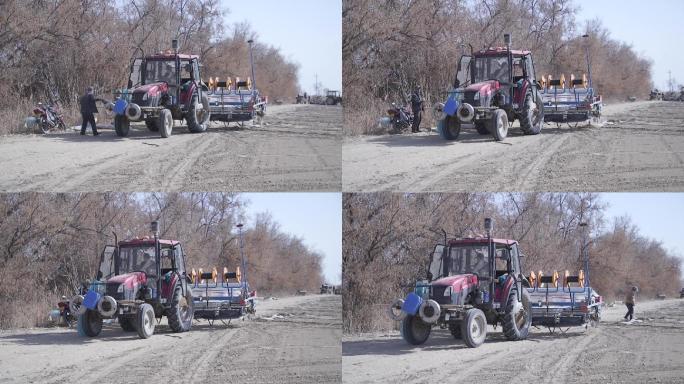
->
429, 244, 491, 280
473, 56, 510, 84
117, 246, 157, 276
144, 60, 192, 84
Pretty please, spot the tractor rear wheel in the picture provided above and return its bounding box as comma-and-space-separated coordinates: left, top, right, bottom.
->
502, 289, 532, 341
519, 91, 544, 135
114, 115, 130, 137
475, 121, 489, 135
461, 308, 487, 348
488, 108, 508, 141
159, 109, 173, 138
400, 314, 431, 345
118, 316, 136, 332
78, 309, 103, 337
145, 118, 159, 132
438, 115, 461, 140
167, 286, 194, 333
187, 93, 210, 133
136, 303, 156, 339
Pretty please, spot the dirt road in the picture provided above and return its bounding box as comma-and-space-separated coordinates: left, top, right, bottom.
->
343, 299, 684, 383
0, 295, 341, 384
343, 101, 684, 191
0, 104, 341, 192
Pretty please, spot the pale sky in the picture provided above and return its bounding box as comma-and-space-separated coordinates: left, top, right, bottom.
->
242, 193, 342, 285
223, 0, 342, 94
602, 193, 684, 271
574, 0, 684, 91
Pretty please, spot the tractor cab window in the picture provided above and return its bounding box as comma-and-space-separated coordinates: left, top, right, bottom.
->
454, 55, 471, 87
181, 62, 193, 83
118, 246, 157, 276
428, 245, 445, 280
445, 245, 490, 277
473, 56, 510, 84
98, 245, 116, 280
129, 59, 142, 88
512, 57, 524, 83
160, 248, 173, 270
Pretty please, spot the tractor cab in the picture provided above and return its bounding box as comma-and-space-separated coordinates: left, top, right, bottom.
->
71, 222, 194, 339
113, 39, 210, 138
438, 33, 544, 141
388, 218, 532, 348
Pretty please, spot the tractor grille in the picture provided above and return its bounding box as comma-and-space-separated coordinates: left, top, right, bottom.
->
463, 91, 479, 106
106, 284, 123, 300
430, 286, 452, 305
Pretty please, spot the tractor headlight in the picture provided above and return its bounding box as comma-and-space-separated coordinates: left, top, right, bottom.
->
117, 284, 124, 293
473, 92, 480, 101
142, 93, 149, 101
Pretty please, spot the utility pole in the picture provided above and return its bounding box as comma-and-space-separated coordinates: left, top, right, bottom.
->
236, 223, 247, 292
247, 39, 256, 90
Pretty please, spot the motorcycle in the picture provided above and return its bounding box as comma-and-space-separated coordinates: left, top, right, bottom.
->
386, 102, 414, 133
57, 296, 75, 327
33, 102, 67, 134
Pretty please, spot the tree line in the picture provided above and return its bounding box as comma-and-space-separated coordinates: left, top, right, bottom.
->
343, 0, 653, 134
0, 192, 324, 328
0, 0, 300, 133
342, 192, 681, 333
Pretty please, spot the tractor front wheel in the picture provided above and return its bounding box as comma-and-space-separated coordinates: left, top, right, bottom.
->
167, 286, 194, 332
502, 289, 532, 341
488, 108, 509, 141
136, 303, 156, 339
159, 109, 173, 138
461, 308, 487, 348
438, 115, 461, 140
114, 115, 130, 137
400, 314, 431, 345
77, 309, 103, 337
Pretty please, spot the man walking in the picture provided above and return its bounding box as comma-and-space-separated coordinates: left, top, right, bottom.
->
624, 286, 638, 321
80, 86, 101, 136
410, 86, 424, 133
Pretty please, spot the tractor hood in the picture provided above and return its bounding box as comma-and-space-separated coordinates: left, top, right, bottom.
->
465, 80, 499, 95
132, 82, 167, 97
106, 271, 147, 289
431, 274, 478, 292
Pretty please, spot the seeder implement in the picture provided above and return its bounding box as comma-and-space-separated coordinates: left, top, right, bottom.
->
526, 269, 602, 333
540, 74, 602, 127
190, 266, 255, 326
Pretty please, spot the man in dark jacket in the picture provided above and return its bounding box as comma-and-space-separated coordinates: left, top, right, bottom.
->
80, 86, 101, 136
410, 86, 424, 133
624, 286, 638, 321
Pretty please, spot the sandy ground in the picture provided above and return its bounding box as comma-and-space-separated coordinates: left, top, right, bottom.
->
0, 104, 342, 192
342, 299, 684, 383
0, 294, 341, 384
343, 101, 684, 191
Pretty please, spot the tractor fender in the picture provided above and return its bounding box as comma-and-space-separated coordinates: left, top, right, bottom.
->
514, 80, 532, 106
180, 82, 197, 106
161, 271, 180, 301
495, 275, 515, 304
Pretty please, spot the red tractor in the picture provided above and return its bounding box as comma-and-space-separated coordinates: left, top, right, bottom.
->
112, 39, 210, 138
437, 33, 544, 141
388, 218, 532, 348
70, 222, 194, 339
